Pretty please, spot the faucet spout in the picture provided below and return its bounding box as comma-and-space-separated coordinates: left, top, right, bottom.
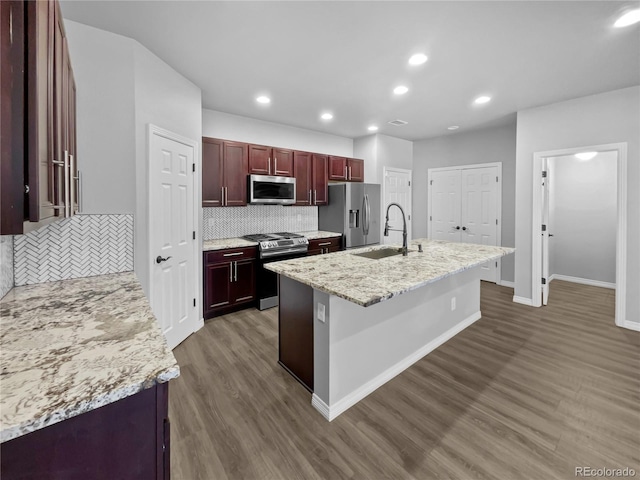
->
383, 202, 408, 256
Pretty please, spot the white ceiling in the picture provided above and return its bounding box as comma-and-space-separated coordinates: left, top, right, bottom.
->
60, 1, 640, 141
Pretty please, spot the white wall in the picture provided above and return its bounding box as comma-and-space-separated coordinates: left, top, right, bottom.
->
353, 135, 377, 183
65, 21, 136, 214
549, 152, 617, 284
202, 110, 352, 157
353, 134, 413, 184
133, 43, 202, 297
515, 86, 639, 323
412, 123, 517, 282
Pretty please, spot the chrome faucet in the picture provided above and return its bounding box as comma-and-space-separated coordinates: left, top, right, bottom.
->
383, 202, 408, 256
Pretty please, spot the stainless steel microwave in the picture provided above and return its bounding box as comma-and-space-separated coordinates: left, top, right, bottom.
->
248, 174, 296, 205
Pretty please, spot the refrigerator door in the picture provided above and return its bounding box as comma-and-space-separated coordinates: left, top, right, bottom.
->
346, 183, 365, 248
363, 184, 381, 245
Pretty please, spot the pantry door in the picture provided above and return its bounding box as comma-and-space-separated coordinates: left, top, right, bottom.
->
460, 166, 500, 282
149, 125, 199, 349
383, 167, 412, 245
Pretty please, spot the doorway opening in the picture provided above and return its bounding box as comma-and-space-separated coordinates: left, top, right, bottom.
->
531, 143, 627, 328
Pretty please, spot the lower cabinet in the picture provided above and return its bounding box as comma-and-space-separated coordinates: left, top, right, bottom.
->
1, 383, 170, 480
204, 247, 257, 319
307, 236, 342, 256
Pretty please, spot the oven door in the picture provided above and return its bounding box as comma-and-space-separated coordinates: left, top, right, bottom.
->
248, 175, 296, 205
257, 251, 307, 310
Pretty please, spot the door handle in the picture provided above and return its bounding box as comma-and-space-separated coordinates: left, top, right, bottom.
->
462, 226, 467, 231
455, 226, 460, 230
156, 255, 172, 264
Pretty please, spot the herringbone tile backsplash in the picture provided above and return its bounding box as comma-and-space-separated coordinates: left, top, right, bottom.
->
14, 214, 134, 286
203, 205, 318, 239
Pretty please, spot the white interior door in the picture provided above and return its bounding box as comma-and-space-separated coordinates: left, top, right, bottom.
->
429, 170, 461, 242
150, 127, 197, 350
383, 168, 412, 245
541, 158, 550, 305
460, 166, 499, 282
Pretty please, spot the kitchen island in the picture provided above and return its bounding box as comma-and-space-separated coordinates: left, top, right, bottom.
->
0, 272, 179, 479
266, 239, 514, 420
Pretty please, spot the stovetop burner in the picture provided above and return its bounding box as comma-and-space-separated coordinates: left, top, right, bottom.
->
243, 232, 304, 242
243, 232, 308, 258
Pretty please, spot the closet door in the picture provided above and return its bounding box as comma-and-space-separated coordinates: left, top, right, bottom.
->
430, 170, 461, 242
460, 166, 499, 282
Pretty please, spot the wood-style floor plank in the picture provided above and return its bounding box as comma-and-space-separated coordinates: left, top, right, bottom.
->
169, 280, 640, 479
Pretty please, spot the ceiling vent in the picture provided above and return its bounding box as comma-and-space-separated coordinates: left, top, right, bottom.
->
388, 119, 408, 126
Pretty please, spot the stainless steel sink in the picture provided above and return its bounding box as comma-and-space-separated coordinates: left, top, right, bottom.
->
352, 248, 403, 260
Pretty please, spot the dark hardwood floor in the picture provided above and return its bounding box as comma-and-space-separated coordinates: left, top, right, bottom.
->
169, 281, 639, 479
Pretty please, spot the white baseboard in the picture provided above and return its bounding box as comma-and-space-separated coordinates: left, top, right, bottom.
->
513, 296, 534, 306
312, 310, 482, 422
195, 317, 205, 331
620, 320, 640, 332
549, 274, 615, 290
497, 280, 515, 288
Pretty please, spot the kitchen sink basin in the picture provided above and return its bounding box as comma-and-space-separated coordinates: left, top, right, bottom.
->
352, 248, 403, 260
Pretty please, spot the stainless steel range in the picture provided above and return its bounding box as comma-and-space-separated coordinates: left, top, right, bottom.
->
243, 232, 309, 309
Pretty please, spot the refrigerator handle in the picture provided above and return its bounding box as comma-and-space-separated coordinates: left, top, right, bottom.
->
365, 194, 371, 235
362, 196, 367, 235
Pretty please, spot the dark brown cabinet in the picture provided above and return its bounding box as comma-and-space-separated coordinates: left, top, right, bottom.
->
307, 236, 342, 256
1, 383, 170, 480
293, 152, 328, 206
327, 156, 364, 182
203, 247, 256, 319
202, 137, 248, 207
1, 0, 77, 235
248, 144, 293, 177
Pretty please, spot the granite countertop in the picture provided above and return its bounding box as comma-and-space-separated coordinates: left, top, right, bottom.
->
202, 231, 342, 251
0, 272, 180, 443
265, 239, 515, 307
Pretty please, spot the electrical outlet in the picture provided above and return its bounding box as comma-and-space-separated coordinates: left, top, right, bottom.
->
317, 303, 326, 323
450, 297, 456, 311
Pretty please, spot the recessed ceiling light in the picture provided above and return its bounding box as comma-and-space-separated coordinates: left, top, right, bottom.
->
614, 9, 640, 27
474, 95, 491, 105
575, 151, 598, 161
367, 125, 379, 132
408, 53, 428, 66
321, 112, 333, 120
447, 125, 459, 130
394, 85, 409, 95
256, 96, 270, 104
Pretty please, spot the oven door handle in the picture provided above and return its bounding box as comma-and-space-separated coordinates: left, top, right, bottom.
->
261, 247, 309, 258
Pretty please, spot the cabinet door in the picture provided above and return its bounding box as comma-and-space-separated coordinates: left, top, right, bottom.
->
248, 144, 271, 176
223, 141, 248, 206
312, 154, 328, 205
232, 260, 255, 304
204, 262, 232, 311
293, 151, 312, 206
273, 148, 293, 177
202, 137, 223, 207
65, 41, 78, 215
52, 2, 65, 216
348, 158, 364, 182
25, 0, 56, 224
328, 156, 347, 181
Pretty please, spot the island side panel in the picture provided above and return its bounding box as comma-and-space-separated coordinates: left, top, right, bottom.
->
278, 275, 314, 392
314, 267, 481, 419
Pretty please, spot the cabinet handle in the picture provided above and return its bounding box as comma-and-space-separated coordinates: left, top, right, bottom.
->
224, 186, 228, 206
223, 252, 244, 257
221, 187, 225, 206
314, 190, 317, 204
274, 157, 277, 174
268, 157, 271, 175
344, 165, 347, 179
234, 261, 238, 282
229, 263, 233, 282
348, 166, 352, 180
64, 151, 70, 217
309, 190, 312, 205
75, 170, 82, 214
318, 242, 331, 246
70, 154, 75, 215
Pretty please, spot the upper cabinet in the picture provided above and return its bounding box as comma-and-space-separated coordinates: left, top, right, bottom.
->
1, 0, 77, 235
293, 152, 328, 206
248, 145, 293, 177
202, 137, 248, 207
328, 156, 364, 182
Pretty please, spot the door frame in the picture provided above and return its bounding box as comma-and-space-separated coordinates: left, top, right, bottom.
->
147, 124, 203, 343
531, 142, 627, 328
382, 166, 412, 242
427, 162, 503, 283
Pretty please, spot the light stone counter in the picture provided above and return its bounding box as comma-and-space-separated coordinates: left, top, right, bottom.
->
299, 230, 342, 240
0, 272, 179, 443
266, 239, 514, 307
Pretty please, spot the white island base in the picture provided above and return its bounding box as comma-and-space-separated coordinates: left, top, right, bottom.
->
311, 266, 481, 421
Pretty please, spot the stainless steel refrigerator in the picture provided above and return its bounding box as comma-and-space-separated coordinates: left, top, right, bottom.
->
318, 183, 381, 248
